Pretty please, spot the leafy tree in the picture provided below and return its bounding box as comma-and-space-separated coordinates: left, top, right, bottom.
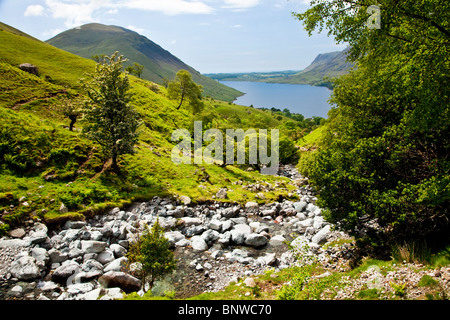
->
60, 96, 82, 132
126, 219, 177, 292
81, 51, 141, 170
126, 63, 145, 78
296, 1, 450, 250
167, 69, 204, 113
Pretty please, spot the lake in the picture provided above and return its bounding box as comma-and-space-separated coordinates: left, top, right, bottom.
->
220, 81, 333, 118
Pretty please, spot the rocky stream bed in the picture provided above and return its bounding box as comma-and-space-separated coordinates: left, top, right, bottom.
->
1, 165, 448, 300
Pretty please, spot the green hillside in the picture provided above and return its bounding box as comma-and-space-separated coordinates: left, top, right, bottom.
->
46, 23, 242, 102
206, 47, 354, 88
0, 21, 301, 232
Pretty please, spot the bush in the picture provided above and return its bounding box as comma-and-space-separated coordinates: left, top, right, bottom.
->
126, 219, 177, 292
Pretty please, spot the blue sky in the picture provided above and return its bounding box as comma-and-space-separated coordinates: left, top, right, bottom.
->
0, 0, 346, 73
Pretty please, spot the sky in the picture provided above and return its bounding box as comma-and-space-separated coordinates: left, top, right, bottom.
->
0, 0, 346, 73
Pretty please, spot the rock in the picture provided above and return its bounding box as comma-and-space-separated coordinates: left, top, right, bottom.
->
230, 224, 251, 245
293, 201, 307, 213
180, 217, 202, 227
0, 239, 32, 248
216, 188, 228, 199
244, 233, 268, 247
311, 225, 331, 245
104, 257, 128, 273
48, 249, 69, 264
245, 202, 259, 210
79, 288, 102, 301
80, 259, 104, 280
98, 271, 141, 294
208, 219, 222, 232
110, 244, 127, 258
59, 203, 68, 214
221, 220, 233, 232
221, 206, 240, 218
9, 228, 26, 239
52, 261, 80, 284
96, 250, 115, 265
64, 220, 87, 229
269, 235, 285, 246
9, 285, 23, 298
19, 63, 39, 75
81, 240, 108, 254
99, 287, 125, 300
243, 277, 257, 288
67, 282, 95, 295
179, 196, 191, 205
201, 229, 219, 245
191, 236, 208, 253
262, 253, 278, 266
10, 253, 41, 281
165, 231, 185, 248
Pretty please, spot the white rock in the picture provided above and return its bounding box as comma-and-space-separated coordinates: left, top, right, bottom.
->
244, 233, 268, 247
311, 225, 331, 245
191, 236, 208, 253
269, 235, 285, 246
10, 253, 41, 280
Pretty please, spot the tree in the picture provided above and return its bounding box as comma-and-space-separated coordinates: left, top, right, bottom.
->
126, 63, 144, 78
296, 1, 450, 250
167, 70, 204, 113
126, 219, 177, 292
81, 51, 141, 170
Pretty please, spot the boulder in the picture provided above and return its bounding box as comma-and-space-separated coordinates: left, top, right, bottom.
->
311, 225, 331, 245
244, 233, 268, 247
19, 63, 39, 75
52, 261, 80, 284
269, 235, 285, 246
180, 217, 202, 227
293, 201, 307, 213
98, 271, 141, 293
191, 236, 208, 253
81, 240, 108, 254
104, 257, 128, 273
10, 253, 41, 281
230, 224, 251, 245
179, 195, 191, 205
9, 228, 26, 239
216, 188, 228, 199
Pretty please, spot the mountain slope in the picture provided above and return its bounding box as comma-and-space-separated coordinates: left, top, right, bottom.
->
206, 47, 354, 88
46, 23, 242, 102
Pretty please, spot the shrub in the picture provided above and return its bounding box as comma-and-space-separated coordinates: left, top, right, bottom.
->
126, 219, 177, 292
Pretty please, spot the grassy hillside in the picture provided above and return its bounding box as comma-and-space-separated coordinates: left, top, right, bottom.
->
46, 23, 242, 102
206, 48, 354, 89
0, 22, 298, 233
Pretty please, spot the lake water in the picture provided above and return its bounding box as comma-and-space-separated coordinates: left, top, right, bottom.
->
220, 81, 333, 118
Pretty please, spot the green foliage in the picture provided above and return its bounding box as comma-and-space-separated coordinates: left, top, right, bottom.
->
126, 219, 177, 292
357, 288, 380, 300
81, 52, 141, 169
418, 275, 439, 288
167, 70, 204, 114
296, 0, 450, 250
390, 282, 407, 298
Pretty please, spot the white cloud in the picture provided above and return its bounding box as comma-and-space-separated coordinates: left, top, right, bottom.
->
126, 25, 145, 34
24, 4, 45, 17
118, 0, 214, 15
222, 0, 260, 10
45, 0, 103, 27
40, 0, 214, 28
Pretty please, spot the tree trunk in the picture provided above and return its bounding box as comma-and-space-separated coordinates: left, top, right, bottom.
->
69, 116, 77, 132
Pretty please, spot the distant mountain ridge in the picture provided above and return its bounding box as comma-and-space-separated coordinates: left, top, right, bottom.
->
206, 47, 355, 89
46, 23, 242, 102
